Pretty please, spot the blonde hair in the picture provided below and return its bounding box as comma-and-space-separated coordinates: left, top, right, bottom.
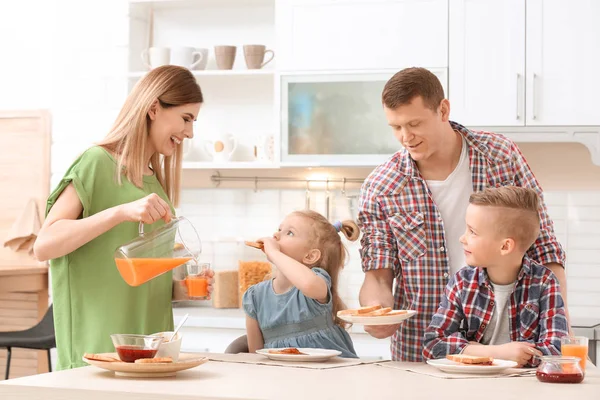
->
469, 186, 541, 251
98, 65, 203, 207
290, 210, 360, 328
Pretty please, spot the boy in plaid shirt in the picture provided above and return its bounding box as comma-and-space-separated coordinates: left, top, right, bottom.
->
423, 187, 568, 367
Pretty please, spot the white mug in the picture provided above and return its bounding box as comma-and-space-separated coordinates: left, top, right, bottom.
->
141, 47, 170, 70
170, 46, 204, 69
204, 134, 237, 163
192, 48, 209, 70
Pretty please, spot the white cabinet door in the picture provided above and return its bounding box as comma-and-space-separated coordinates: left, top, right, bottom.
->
276, 0, 448, 71
526, 0, 600, 126
448, 0, 525, 126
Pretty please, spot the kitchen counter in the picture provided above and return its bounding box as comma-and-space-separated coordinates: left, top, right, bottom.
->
0, 356, 598, 400
172, 306, 373, 334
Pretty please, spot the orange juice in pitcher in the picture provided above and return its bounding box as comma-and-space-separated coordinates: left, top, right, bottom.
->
114, 217, 201, 287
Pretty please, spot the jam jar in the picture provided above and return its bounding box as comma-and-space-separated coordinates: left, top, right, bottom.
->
536, 356, 584, 384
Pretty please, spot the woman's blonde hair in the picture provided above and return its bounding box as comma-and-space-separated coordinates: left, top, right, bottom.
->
290, 210, 360, 329
98, 65, 203, 207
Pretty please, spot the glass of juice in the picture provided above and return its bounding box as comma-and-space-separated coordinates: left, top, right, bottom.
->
561, 336, 589, 371
185, 262, 211, 299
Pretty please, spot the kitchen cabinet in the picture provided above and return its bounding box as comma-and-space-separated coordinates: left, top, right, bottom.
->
526, 0, 600, 126
279, 69, 448, 166
450, 0, 600, 127
276, 0, 448, 71
449, 0, 525, 126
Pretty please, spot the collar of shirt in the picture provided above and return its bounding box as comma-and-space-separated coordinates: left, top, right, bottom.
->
395, 121, 503, 178
475, 256, 535, 289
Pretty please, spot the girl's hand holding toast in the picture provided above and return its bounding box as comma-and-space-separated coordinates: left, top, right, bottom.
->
258, 237, 280, 262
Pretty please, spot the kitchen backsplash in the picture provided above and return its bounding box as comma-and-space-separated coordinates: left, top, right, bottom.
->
177, 188, 600, 320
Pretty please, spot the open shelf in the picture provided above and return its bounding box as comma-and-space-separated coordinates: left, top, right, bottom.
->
128, 69, 275, 78
182, 161, 278, 170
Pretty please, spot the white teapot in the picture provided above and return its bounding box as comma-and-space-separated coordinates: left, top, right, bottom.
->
204, 133, 237, 162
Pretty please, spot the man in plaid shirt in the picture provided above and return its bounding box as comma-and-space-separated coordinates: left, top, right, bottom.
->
422, 187, 568, 366
358, 68, 567, 362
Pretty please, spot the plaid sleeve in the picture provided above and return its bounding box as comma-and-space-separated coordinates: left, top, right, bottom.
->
511, 143, 566, 267
357, 181, 399, 272
534, 273, 568, 360
422, 274, 469, 359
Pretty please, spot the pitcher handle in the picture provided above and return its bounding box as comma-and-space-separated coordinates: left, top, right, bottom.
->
139, 221, 145, 236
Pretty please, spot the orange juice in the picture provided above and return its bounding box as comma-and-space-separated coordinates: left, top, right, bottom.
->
186, 276, 208, 297
115, 257, 191, 287
562, 344, 588, 370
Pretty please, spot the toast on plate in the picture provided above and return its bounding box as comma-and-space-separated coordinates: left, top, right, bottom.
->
337, 305, 382, 316
83, 353, 119, 362
337, 306, 411, 317
362, 307, 393, 316
446, 354, 494, 365
135, 357, 173, 364
268, 348, 307, 355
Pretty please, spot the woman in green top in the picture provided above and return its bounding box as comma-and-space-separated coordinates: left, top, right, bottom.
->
34, 65, 206, 370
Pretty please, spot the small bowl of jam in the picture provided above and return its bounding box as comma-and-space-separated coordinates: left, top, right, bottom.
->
536, 356, 584, 384
110, 334, 164, 363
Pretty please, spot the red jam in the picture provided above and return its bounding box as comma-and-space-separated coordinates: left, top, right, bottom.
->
115, 345, 158, 363
536, 370, 584, 384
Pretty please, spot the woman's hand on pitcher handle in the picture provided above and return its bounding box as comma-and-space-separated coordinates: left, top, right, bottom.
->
120, 193, 172, 224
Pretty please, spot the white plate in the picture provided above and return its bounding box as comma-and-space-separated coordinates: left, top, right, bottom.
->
426, 358, 518, 374
255, 348, 342, 362
337, 310, 417, 326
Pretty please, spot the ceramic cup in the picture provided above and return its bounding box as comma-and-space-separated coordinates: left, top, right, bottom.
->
141, 47, 170, 70
192, 48, 209, 70
214, 45, 237, 70
243, 45, 275, 69
170, 46, 204, 69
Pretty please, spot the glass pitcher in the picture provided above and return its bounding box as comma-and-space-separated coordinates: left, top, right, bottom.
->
114, 217, 201, 287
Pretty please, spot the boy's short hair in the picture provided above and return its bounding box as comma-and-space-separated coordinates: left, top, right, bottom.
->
381, 67, 445, 111
469, 186, 541, 251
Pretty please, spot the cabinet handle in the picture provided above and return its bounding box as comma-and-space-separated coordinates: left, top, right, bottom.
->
516, 73, 521, 120
532, 73, 538, 120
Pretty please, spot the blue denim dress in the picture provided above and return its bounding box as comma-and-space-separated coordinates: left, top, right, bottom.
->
242, 268, 357, 358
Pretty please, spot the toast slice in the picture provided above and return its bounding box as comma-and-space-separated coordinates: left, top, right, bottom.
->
244, 241, 264, 250
268, 348, 307, 355
83, 353, 119, 362
337, 305, 383, 316
362, 307, 393, 316
135, 357, 173, 364
384, 310, 408, 316
446, 354, 494, 365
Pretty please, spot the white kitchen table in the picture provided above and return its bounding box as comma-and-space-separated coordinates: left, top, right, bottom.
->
0, 356, 598, 400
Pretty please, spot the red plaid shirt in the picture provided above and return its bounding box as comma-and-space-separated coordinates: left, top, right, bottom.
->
422, 257, 568, 366
358, 121, 566, 361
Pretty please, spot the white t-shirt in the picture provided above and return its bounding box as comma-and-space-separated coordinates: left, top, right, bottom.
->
481, 282, 514, 346
426, 136, 473, 276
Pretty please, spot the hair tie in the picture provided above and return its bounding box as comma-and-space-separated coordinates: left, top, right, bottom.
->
333, 221, 343, 232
